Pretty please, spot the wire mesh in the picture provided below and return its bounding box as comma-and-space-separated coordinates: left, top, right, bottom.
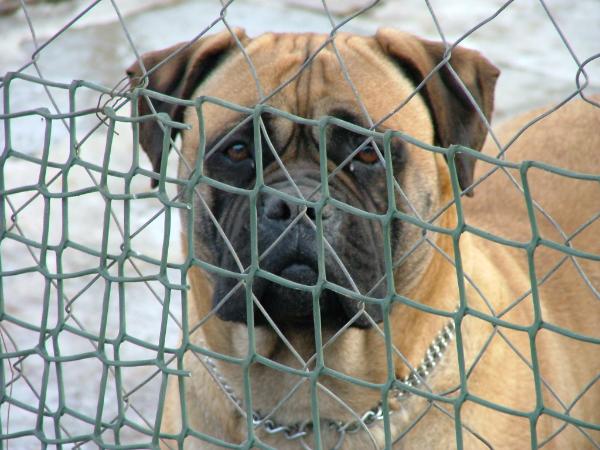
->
1, 0, 599, 449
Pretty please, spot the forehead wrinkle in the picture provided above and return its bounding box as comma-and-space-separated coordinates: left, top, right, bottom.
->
344, 35, 385, 66
292, 34, 313, 119
246, 34, 308, 105
273, 53, 306, 87
315, 44, 338, 86
303, 34, 337, 118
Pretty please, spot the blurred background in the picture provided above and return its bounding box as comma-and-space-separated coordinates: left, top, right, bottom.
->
3, 0, 599, 122
1, 0, 599, 448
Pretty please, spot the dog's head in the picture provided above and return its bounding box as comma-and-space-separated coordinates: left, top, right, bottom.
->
127, 29, 498, 332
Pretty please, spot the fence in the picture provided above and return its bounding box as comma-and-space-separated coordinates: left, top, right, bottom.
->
1, 0, 599, 449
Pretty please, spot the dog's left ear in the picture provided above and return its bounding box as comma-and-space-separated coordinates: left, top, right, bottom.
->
376, 28, 500, 195
126, 28, 247, 186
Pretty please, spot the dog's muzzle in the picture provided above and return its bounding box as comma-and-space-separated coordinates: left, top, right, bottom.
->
213, 176, 385, 329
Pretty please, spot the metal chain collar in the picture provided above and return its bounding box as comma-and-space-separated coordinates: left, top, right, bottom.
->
202, 321, 455, 449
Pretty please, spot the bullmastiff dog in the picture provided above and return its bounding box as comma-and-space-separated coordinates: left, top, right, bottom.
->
127, 28, 599, 449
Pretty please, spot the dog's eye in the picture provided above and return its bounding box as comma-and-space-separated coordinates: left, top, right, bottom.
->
354, 144, 379, 165
225, 142, 251, 162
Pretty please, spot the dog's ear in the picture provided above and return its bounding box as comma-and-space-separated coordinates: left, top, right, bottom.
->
126, 28, 247, 186
376, 28, 500, 195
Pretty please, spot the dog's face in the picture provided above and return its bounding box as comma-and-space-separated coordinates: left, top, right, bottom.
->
127, 29, 498, 334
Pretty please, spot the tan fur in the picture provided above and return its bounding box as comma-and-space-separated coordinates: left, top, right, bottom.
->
128, 32, 599, 449
461, 96, 600, 448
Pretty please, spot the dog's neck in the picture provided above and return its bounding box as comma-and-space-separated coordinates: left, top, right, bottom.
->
201, 317, 455, 446
186, 223, 464, 445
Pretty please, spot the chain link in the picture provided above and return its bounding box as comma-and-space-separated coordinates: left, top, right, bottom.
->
205, 320, 455, 448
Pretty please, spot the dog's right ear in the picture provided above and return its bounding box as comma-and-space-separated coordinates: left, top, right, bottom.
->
126, 28, 247, 187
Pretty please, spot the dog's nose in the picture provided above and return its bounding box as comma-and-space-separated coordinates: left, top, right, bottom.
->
264, 196, 316, 222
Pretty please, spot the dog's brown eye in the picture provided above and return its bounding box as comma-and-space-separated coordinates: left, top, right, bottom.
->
355, 144, 379, 165
225, 142, 251, 162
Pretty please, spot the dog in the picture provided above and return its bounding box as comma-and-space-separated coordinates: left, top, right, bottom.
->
126, 28, 599, 449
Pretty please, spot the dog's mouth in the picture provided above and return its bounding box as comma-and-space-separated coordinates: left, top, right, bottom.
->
264, 262, 317, 323
257, 259, 341, 327
279, 262, 317, 284
213, 253, 384, 329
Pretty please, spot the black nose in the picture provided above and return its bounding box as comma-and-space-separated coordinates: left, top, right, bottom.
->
264, 196, 317, 222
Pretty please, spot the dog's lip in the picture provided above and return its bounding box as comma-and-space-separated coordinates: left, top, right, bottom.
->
278, 262, 318, 285
266, 253, 317, 277
256, 262, 318, 325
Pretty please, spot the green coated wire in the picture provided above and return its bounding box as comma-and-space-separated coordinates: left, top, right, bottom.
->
1, 63, 599, 450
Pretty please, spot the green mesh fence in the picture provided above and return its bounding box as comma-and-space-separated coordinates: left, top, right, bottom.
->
1, 1, 599, 449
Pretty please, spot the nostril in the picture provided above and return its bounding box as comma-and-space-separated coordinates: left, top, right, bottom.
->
265, 197, 292, 221
306, 207, 316, 221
